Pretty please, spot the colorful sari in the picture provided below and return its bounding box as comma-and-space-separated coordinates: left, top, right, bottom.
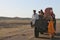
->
48, 21, 55, 35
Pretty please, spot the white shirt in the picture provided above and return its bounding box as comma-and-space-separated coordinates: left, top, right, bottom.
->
32, 13, 39, 25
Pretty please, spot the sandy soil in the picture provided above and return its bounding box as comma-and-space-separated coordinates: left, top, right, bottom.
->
0, 20, 60, 40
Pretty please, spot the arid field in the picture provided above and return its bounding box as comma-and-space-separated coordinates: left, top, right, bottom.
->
0, 19, 60, 40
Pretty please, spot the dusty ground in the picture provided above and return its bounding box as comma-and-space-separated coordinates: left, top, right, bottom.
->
0, 20, 60, 40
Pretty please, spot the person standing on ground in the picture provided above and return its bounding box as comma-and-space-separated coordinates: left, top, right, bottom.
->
48, 16, 55, 39
31, 10, 39, 27
50, 10, 56, 31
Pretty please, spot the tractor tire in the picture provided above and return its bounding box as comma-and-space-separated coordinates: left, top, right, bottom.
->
34, 27, 39, 38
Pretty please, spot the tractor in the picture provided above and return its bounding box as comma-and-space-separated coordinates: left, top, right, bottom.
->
33, 7, 56, 38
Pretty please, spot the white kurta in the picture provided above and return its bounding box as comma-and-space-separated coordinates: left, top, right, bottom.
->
32, 13, 39, 25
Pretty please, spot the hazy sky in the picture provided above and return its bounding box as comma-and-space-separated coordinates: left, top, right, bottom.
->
0, 0, 60, 18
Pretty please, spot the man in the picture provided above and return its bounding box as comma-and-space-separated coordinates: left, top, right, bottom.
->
31, 10, 39, 27
38, 10, 45, 34
31, 10, 39, 38
34, 10, 44, 38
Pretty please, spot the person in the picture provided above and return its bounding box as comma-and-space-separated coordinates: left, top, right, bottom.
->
38, 10, 45, 34
31, 10, 39, 38
38, 10, 44, 19
40, 9, 44, 15
31, 10, 39, 27
33, 10, 44, 38
50, 10, 56, 31
53, 13, 56, 31
48, 16, 55, 39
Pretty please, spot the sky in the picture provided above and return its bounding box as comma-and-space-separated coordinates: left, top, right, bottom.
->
0, 0, 60, 18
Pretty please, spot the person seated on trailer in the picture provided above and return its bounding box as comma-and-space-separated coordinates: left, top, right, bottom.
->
38, 9, 45, 34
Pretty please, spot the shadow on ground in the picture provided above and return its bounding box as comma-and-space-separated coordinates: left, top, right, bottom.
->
56, 33, 60, 36
53, 33, 60, 40
36, 33, 60, 40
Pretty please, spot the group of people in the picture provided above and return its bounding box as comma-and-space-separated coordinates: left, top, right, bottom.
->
31, 9, 56, 38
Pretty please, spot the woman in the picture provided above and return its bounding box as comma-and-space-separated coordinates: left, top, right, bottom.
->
48, 16, 55, 39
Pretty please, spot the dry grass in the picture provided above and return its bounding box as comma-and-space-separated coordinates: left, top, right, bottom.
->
0, 25, 31, 39
0, 19, 60, 39
0, 20, 31, 24
0, 19, 31, 39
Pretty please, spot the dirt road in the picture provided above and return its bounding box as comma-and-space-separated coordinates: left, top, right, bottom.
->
0, 22, 60, 40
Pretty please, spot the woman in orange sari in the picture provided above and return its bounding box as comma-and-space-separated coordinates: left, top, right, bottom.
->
48, 17, 55, 38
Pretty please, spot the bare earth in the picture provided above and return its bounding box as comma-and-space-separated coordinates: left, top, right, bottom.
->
0, 20, 60, 40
